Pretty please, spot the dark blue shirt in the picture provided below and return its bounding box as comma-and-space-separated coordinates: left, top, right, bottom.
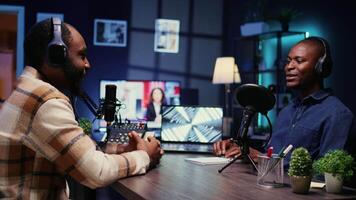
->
269, 89, 354, 167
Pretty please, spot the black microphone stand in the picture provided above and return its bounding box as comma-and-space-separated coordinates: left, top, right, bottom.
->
218, 106, 258, 173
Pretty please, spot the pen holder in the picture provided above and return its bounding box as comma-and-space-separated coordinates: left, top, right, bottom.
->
257, 154, 284, 188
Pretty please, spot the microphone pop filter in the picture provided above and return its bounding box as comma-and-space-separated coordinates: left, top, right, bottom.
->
235, 84, 276, 114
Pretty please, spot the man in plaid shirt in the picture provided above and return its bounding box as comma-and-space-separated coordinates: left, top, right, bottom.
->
0, 18, 163, 199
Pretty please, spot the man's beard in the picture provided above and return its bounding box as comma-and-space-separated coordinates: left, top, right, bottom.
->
63, 60, 85, 96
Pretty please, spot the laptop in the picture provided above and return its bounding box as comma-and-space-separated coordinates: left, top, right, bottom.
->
160, 105, 223, 153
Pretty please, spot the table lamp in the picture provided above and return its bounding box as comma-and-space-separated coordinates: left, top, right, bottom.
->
212, 57, 241, 136
212, 57, 241, 114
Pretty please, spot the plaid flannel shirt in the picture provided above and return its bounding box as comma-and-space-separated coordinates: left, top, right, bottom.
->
0, 66, 150, 199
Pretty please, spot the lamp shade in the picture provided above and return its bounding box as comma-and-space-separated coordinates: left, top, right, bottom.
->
212, 57, 241, 84
233, 64, 241, 83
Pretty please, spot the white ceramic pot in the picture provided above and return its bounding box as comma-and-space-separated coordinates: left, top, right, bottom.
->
324, 172, 343, 193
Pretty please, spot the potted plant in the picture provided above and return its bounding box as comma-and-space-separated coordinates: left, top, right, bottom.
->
78, 118, 92, 135
274, 7, 301, 32
240, 0, 269, 36
313, 149, 355, 193
288, 147, 313, 194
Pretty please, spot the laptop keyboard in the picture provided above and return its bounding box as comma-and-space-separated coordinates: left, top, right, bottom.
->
161, 143, 213, 153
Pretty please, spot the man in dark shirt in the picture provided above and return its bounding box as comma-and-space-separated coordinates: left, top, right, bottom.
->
213, 37, 354, 166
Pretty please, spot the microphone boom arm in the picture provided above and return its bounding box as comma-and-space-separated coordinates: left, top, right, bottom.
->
80, 91, 100, 118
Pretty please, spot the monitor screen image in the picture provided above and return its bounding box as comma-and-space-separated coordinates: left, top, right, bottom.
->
161, 106, 223, 143
100, 80, 181, 121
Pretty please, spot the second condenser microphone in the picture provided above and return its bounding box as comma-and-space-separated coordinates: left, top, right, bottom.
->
104, 84, 117, 122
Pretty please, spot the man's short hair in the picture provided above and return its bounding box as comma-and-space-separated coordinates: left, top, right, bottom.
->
24, 18, 71, 69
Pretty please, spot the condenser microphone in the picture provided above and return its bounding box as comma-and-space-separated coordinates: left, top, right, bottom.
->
104, 84, 117, 122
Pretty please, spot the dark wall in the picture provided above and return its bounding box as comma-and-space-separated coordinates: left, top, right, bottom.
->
1, 0, 356, 117
321, 2, 356, 114
0, 0, 131, 119
1, 0, 225, 121
82, 0, 131, 118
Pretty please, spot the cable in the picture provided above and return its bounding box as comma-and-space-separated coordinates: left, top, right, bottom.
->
263, 113, 273, 148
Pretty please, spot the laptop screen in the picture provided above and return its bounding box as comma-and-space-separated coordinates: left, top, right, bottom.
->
161, 105, 223, 143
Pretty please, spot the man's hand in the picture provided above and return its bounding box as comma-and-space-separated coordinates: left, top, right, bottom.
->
104, 131, 164, 168
213, 139, 238, 157
130, 131, 164, 168
104, 131, 139, 154
213, 139, 260, 161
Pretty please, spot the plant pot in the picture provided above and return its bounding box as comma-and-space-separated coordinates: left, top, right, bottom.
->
325, 172, 343, 193
290, 175, 312, 194
280, 22, 289, 32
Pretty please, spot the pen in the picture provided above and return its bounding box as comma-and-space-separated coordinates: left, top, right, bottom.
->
267, 147, 273, 158
279, 144, 293, 158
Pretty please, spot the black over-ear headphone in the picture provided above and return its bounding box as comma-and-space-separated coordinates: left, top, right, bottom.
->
47, 17, 67, 67
312, 37, 332, 78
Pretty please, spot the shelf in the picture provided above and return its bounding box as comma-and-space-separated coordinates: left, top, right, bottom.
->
235, 30, 306, 41
239, 68, 284, 74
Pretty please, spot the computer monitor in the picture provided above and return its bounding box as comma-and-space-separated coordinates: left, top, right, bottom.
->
99, 80, 181, 121
161, 105, 223, 143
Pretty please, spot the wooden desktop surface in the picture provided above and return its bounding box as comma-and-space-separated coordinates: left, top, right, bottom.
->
112, 153, 356, 200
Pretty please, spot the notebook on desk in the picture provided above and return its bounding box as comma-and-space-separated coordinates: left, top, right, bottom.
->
160, 105, 223, 153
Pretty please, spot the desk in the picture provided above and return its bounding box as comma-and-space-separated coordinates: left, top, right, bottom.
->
112, 153, 356, 200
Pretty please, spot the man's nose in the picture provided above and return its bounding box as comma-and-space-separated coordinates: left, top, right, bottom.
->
85, 59, 91, 69
285, 61, 295, 71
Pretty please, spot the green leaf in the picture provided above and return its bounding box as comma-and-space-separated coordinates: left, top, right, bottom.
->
313, 149, 355, 180
78, 118, 92, 135
288, 147, 312, 176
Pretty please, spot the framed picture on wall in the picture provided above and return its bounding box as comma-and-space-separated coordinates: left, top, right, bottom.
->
93, 19, 127, 47
154, 19, 180, 53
